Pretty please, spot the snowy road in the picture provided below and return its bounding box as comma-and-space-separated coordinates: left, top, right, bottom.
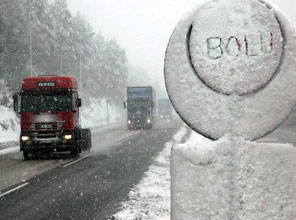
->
0, 121, 180, 220
0, 126, 140, 192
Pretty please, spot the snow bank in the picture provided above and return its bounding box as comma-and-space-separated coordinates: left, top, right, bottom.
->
113, 127, 188, 220
80, 98, 124, 128
171, 132, 296, 220
0, 105, 19, 143
0, 146, 19, 156
0, 80, 19, 143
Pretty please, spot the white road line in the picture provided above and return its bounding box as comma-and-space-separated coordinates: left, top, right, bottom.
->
63, 156, 89, 168
0, 182, 29, 198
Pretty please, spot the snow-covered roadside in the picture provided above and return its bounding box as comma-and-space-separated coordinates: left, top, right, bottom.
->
112, 127, 296, 220
0, 146, 19, 156
81, 98, 124, 128
0, 105, 19, 143
112, 127, 188, 220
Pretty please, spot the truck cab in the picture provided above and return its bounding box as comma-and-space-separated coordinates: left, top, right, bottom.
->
13, 75, 91, 159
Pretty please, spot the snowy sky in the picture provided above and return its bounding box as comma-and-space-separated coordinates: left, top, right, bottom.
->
66, 0, 296, 84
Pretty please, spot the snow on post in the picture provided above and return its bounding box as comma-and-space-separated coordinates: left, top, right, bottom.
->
164, 0, 296, 219
164, 0, 296, 140
171, 133, 296, 220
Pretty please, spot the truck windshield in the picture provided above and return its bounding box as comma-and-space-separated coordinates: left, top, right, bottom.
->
22, 94, 72, 112
128, 101, 151, 113
127, 88, 151, 99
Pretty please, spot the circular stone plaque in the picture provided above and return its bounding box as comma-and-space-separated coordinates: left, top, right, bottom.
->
164, 0, 296, 140
189, 0, 283, 95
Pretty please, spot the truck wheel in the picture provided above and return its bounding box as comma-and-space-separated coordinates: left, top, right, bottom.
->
23, 150, 33, 160
87, 132, 92, 149
127, 124, 133, 130
84, 129, 92, 149
144, 124, 152, 130
71, 148, 80, 158
80, 128, 91, 150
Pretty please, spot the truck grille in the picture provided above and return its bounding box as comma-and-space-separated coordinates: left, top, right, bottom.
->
31, 121, 64, 131
132, 114, 144, 119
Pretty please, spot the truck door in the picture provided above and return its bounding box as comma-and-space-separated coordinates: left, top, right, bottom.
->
72, 92, 79, 127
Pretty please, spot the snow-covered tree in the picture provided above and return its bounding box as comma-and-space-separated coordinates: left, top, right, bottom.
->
0, 0, 128, 107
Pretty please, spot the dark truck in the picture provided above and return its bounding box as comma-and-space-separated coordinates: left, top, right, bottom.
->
124, 86, 155, 130
13, 75, 91, 159
158, 98, 173, 119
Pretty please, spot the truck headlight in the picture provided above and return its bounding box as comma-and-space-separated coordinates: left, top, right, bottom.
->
64, 134, 72, 140
21, 136, 30, 141
128, 120, 131, 124
147, 119, 151, 124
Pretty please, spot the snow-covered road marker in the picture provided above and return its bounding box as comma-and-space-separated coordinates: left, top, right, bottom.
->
164, 0, 296, 219
164, 0, 296, 140
171, 134, 296, 219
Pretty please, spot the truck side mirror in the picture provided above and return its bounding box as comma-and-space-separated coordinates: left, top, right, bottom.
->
78, 98, 82, 107
123, 101, 127, 109
13, 94, 21, 113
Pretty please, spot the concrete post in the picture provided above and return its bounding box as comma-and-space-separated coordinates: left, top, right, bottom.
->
164, 0, 296, 219
171, 137, 296, 219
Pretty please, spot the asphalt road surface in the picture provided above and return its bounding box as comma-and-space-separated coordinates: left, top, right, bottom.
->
0, 127, 178, 220
258, 126, 296, 146
0, 126, 140, 192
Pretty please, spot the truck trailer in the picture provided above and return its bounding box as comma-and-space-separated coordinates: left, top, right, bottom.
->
124, 86, 155, 130
13, 75, 91, 159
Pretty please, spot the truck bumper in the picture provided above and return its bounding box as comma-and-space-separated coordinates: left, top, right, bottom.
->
128, 119, 152, 130
20, 131, 78, 152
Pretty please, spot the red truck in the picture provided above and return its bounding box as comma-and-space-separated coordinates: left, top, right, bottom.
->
13, 75, 91, 159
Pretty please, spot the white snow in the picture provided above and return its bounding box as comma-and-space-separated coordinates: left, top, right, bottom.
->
113, 127, 188, 220
171, 131, 296, 220
111, 126, 296, 219
164, 0, 296, 140
164, 1, 296, 217
80, 98, 124, 128
0, 146, 19, 156
0, 105, 19, 143
190, 0, 283, 95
